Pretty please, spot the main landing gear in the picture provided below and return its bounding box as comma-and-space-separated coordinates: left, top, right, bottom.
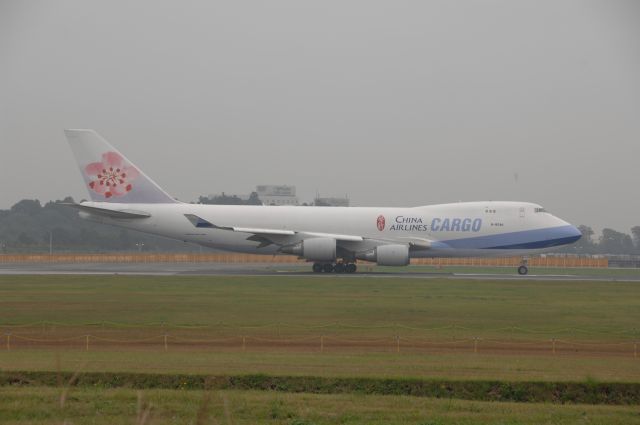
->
312, 262, 357, 273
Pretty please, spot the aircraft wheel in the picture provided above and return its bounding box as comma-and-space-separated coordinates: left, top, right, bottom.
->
345, 263, 357, 273
322, 263, 334, 273
334, 263, 345, 273
312, 263, 323, 273
517, 265, 528, 275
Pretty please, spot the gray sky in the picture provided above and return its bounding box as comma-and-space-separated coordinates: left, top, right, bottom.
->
1, 0, 639, 232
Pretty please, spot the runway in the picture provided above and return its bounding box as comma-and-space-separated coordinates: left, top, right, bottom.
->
0, 262, 639, 281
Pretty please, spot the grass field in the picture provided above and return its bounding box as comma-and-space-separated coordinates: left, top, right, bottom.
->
1, 274, 640, 423
2, 274, 640, 336
4, 386, 640, 425
2, 275, 640, 376
4, 350, 640, 383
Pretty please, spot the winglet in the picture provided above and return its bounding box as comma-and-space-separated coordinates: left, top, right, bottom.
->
184, 214, 220, 228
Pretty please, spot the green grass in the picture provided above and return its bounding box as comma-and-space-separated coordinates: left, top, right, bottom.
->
2, 274, 640, 423
2, 351, 640, 383
2, 386, 640, 425
1, 274, 639, 336
1, 275, 640, 384
4, 371, 640, 404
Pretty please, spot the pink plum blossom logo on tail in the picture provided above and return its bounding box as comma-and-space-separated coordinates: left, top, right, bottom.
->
84, 152, 139, 199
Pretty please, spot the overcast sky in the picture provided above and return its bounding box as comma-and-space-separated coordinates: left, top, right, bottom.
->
1, 0, 639, 232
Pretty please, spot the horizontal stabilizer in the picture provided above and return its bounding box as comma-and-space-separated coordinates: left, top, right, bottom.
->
62, 203, 151, 219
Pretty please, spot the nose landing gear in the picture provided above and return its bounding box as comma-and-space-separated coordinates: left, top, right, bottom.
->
517, 258, 529, 275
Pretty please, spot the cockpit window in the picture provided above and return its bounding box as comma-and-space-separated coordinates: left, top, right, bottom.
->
534, 207, 547, 213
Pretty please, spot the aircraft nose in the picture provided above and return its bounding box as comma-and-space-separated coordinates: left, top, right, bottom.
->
565, 225, 582, 243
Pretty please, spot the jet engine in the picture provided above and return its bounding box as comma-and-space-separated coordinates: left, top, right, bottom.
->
356, 244, 410, 266
281, 238, 337, 261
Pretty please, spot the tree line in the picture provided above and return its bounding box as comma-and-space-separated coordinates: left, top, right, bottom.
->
564, 225, 640, 255
0, 197, 637, 255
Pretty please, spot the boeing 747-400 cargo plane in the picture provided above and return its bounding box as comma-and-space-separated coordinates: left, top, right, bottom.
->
64, 129, 581, 275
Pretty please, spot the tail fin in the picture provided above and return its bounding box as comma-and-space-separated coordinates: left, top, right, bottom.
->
64, 129, 177, 204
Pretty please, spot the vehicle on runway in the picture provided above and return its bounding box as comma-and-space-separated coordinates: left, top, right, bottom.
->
64, 129, 581, 275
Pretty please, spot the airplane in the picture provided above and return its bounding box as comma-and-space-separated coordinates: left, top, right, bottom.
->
64, 129, 582, 275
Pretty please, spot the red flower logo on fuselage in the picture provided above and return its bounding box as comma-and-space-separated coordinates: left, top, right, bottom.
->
377, 215, 385, 231
84, 152, 139, 199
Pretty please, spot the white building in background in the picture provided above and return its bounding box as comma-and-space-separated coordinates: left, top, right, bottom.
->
314, 196, 350, 207
256, 185, 299, 206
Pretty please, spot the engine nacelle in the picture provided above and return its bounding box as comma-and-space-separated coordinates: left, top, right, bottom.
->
281, 238, 337, 262
356, 244, 410, 266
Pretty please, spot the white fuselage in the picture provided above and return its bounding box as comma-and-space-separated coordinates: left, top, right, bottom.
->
79, 200, 581, 258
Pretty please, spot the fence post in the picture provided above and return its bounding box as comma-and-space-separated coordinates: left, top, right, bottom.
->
164, 334, 168, 352
85, 335, 89, 352
474, 337, 478, 353
552, 338, 556, 355
242, 336, 246, 352
320, 335, 324, 353
396, 335, 400, 353
6, 333, 10, 351
635, 342, 637, 359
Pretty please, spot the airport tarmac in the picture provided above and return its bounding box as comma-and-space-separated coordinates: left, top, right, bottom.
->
0, 262, 639, 281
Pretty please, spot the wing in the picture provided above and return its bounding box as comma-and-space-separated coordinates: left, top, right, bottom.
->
183, 214, 433, 252
184, 214, 364, 247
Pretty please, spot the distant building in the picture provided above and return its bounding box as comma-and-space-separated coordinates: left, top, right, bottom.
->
256, 185, 299, 206
314, 196, 350, 207
199, 192, 261, 205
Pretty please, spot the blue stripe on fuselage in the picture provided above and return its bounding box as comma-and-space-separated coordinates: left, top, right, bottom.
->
438, 225, 581, 250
